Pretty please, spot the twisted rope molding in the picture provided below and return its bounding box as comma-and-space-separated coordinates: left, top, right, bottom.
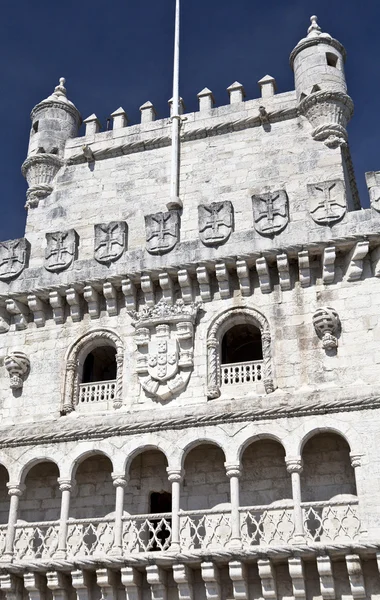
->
1, 541, 380, 574
0, 394, 379, 449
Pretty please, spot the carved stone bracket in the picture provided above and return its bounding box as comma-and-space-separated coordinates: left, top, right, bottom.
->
313, 307, 340, 350
22, 154, 63, 208
128, 299, 201, 402
4, 352, 30, 390
299, 91, 354, 149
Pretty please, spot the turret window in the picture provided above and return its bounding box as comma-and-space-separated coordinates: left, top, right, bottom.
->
32, 121, 39, 134
221, 324, 263, 385
82, 345, 117, 384
326, 52, 338, 68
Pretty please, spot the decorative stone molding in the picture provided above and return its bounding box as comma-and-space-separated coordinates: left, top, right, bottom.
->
94, 222, 127, 264
62, 329, 124, 414
0, 238, 30, 281
308, 179, 346, 225
145, 210, 180, 255
206, 306, 275, 399
45, 230, 78, 272
21, 154, 63, 208
298, 91, 354, 148
286, 457, 303, 475
198, 201, 233, 246
4, 352, 30, 390
128, 299, 201, 402
313, 307, 340, 350
252, 190, 289, 236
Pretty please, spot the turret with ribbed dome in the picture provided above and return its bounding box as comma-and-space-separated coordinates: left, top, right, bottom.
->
21, 78, 82, 208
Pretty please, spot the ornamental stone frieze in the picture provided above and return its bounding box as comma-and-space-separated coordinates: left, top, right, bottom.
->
308, 180, 346, 225
198, 201, 234, 246
0, 238, 30, 281
128, 299, 202, 402
45, 230, 78, 273
4, 352, 30, 390
252, 190, 289, 236
145, 210, 180, 255
94, 222, 127, 264
312, 307, 340, 350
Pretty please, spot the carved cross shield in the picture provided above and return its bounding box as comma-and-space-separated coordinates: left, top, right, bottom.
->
145, 211, 180, 255
147, 339, 179, 382
198, 201, 233, 246
45, 230, 78, 272
0, 238, 29, 281
94, 222, 127, 264
307, 179, 346, 225
252, 190, 289, 236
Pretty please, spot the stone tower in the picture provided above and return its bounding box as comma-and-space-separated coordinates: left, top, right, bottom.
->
0, 15, 379, 600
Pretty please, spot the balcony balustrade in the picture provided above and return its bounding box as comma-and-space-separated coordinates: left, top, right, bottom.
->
221, 360, 262, 385
6, 499, 360, 560
78, 380, 116, 404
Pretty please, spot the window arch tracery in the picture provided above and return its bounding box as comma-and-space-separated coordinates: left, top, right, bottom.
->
206, 306, 275, 399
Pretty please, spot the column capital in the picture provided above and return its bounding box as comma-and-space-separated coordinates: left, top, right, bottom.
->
350, 453, 363, 468
167, 468, 184, 483
225, 463, 242, 478
112, 473, 129, 488
57, 478, 73, 492
7, 483, 25, 497
286, 457, 303, 474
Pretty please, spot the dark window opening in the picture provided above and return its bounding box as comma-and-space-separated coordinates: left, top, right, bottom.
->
222, 324, 263, 364
51, 147, 59, 155
82, 346, 117, 383
149, 492, 172, 551
326, 52, 338, 68
311, 84, 321, 93
32, 121, 39, 133
300, 92, 307, 101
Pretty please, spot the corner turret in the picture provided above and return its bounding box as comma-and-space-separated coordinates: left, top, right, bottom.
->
22, 78, 82, 209
290, 17, 353, 148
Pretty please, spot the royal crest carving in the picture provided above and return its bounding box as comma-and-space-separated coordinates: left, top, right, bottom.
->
145, 210, 180, 255
313, 307, 340, 350
94, 222, 127, 264
4, 352, 30, 390
252, 190, 289, 236
45, 230, 78, 272
198, 201, 233, 246
0, 238, 30, 281
129, 299, 201, 401
308, 180, 346, 225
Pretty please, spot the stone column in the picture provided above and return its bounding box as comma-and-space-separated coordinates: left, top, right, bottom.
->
207, 337, 220, 399
3, 483, 25, 559
350, 453, 367, 537
167, 468, 183, 552
225, 464, 242, 548
55, 478, 72, 558
286, 457, 305, 541
111, 473, 128, 554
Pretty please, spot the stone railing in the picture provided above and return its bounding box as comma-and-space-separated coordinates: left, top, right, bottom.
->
4, 500, 361, 560
221, 360, 263, 385
78, 380, 116, 404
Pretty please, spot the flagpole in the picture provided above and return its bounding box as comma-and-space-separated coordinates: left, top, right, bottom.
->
168, 0, 182, 210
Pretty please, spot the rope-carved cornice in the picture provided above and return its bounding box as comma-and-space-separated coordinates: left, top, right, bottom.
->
0, 394, 379, 450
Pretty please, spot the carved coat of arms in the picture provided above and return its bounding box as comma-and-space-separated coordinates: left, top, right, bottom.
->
145, 210, 180, 255
198, 201, 233, 246
0, 238, 30, 281
128, 299, 201, 401
307, 179, 346, 225
45, 230, 78, 272
252, 190, 289, 236
94, 222, 127, 264
365, 172, 380, 213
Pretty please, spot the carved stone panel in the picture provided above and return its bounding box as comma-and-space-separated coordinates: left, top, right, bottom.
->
45, 230, 78, 272
94, 222, 127, 264
252, 190, 289, 236
198, 201, 233, 246
145, 211, 180, 255
308, 180, 346, 225
313, 307, 340, 350
0, 238, 30, 281
4, 352, 30, 390
128, 299, 201, 401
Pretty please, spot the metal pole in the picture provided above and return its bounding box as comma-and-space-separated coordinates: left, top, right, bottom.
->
168, 0, 182, 210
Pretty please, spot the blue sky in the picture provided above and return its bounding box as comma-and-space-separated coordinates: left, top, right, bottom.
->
0, 0, 379, 241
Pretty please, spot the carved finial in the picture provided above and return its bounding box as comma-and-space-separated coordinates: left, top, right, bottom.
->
54, 77, 67, 98
307, 15, 322, 37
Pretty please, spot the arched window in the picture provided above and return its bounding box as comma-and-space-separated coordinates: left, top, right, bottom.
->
207, 307, 274, 399
62, 330, 124, 414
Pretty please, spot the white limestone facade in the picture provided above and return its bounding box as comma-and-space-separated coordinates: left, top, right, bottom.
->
0, 15, 379, 600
